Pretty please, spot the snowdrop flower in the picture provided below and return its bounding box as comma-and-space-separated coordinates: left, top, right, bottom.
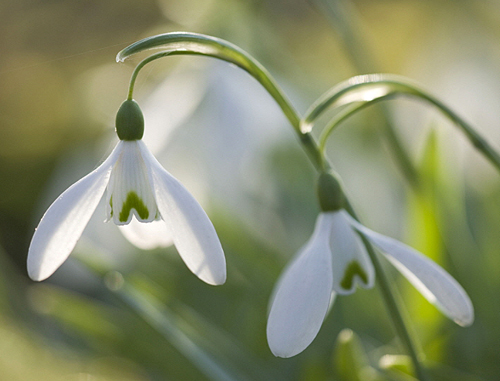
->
267, 172, 473, 358
27, 99, 226, 285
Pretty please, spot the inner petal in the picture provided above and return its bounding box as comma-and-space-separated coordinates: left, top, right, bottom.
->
340, 260, 369, 290
327, 211, 375, 294
106, 141, 158, 225
119, 191, 150, 221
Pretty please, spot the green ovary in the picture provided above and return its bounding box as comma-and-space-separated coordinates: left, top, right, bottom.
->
340, 261, 368, 290
118, 191, 149, 222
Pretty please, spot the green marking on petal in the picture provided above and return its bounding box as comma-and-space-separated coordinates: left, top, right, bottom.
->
340, 261, 368, 290
119, 191, 149, 222
109, 196, 113, 217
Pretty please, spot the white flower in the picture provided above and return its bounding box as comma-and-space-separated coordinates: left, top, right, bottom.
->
267, 209, 474, 358
27, 100, 226, 285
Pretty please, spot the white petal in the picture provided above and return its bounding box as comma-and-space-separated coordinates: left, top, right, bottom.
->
28, 143, 122, 281
137, 141, 226, 285
267, 215, 334, 358
326, 212, 375, 294
118, 216, 173, 250
346, 212, 474, 326
106, 141, 158, 225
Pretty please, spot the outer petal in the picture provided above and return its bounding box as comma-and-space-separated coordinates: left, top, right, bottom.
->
327, 212, 375, 294
28, 143, 122, 281
118, 217, 173, 250
346, 212, 474, 326
137, 141, 226, 285
267, 215, 334, 358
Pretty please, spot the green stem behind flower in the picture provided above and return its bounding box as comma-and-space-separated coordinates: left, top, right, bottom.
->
343, 202, 429, 381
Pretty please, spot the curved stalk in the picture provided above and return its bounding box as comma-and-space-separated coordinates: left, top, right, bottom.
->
118, 32, 300, 134
305, 74, 500, 174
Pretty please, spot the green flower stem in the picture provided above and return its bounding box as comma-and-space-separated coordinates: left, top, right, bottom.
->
307, 75, 500, 175
118, 32, 427, 379
300, 132, 327, 171
344, 202, 428, 381
367, 249, 428, 381
127, 53, 164, 101
119, 32, 301, 134
419, 92, 500, 173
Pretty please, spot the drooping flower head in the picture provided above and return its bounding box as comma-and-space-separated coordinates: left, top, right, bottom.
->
267, 171, 473, 358
28, 99, 226, 285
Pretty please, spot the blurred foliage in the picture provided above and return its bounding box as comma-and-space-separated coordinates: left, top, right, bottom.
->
2, 0, 500, 379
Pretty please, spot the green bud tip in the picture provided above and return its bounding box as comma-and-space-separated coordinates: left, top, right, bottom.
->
317, 171, 345, 212
115, 99, 144, 140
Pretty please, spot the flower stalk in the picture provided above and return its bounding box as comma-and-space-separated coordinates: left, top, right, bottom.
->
118, 32, 301, 134
344, 201, 428, 381
305, 74, 500, 175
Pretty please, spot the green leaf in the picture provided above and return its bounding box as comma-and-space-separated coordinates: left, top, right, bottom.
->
74, 252, 263, 381
117, 281, 245, 381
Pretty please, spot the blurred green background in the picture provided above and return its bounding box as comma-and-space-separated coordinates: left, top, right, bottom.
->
1, 0, 500, 379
